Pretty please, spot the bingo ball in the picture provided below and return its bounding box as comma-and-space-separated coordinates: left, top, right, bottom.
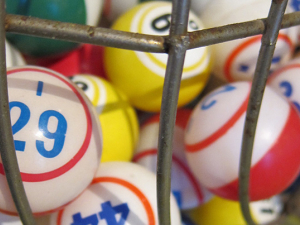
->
6, 0, 103, 57
102, 0, 171, 22
190, 0, 211, 15
1, 66, 102, 215
133, 109, 212, 210
200, 0, 297, 82
186, 195, 283, 225
288, 0, 300, 44
289, 0, 300, 13
191, 0, 260, 16
185, 81, 300, 201
268, 57, 300, 112
6, 41, 26, 68
197, 0, 261, 24
0, 212, 22, 225
70, 74, 139, 162
49, 162, 181, 225
104, 1, 212, 112
28, 44, 107, 78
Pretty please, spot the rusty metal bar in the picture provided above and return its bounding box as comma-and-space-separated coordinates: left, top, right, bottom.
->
5, 14, 165, 53
0, 1, 36, 224
188, 11, 300, 49
239, 1, 288, 225
1, 2, 299, 225
5, 11, 300, 53
157, 0, 190, 224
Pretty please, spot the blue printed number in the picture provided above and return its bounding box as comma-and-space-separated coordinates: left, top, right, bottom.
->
280, 81, 293, 97
172, 191, 182, 209
71, 201, 130, 225
291, 0, 300, 11
201, 84, 236, 110
9, 101, 30, 151
9, 101, 67, 157
36, 110, 67, 158
99, 201, 130, 225
71, 213, 98, 225
279, 81, 300, 111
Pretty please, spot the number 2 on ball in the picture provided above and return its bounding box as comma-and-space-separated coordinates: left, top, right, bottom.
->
9, 101, 67, 158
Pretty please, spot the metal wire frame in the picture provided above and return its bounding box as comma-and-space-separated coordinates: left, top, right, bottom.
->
0, 1, 36, 224
239, 1, 289, 224
0, 0, 299, 224
157, 1, 190, 224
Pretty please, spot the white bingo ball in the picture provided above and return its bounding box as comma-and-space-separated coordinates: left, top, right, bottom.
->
185, 81, 300, 201
268, 57, 300, 112
6, 41, 26, 68
287, 0, 300, 44
133, 109, 213, 210
49, 162, 181, 225
200, 0, 297, 82
250, 196, 283, 225
85, 0, 104, 26
0, 212, 51, 225
1, 66, 102, 215
198, 0, 261, 27
0, 213, 22, 225
190, 0, 211, 15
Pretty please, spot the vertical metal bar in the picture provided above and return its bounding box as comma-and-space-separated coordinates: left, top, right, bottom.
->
0, 1, 36, 224
239, 1, 288, 224
157, 0, 190, 224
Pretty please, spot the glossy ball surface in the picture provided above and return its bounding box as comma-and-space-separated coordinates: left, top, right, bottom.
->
0, 212, 22, 225
27, 44, 106, 78
200, 0, 297, 82
268, 57, 300, 112
288, 0, 300, 44
49, 162, 181, 225
185, 81, 300, 201
102, 0, 171, 22
6, 0, 103, 57
6, 41, 26, 68
133, 109, 212, 209
104, 2, 212, 112
71, 75, 139, 162
1, 66, 102, 215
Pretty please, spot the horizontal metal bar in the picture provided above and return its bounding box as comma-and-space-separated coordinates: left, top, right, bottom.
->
4, 11, 300, 53
188, 11, 300, 49
5, 14, 166, 53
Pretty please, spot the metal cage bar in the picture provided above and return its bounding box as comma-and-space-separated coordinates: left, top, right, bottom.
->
0, 0, 299, 224
6, 12, 300, 52
0, 1, 36, 224
239, 1, 288, 224
157, 1, 190, 224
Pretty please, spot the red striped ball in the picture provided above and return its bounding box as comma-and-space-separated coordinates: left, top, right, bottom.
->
185, 81, 300, 201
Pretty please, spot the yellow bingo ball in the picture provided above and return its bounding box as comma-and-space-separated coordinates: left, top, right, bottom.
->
104, 2, 212, 112
71, 75, 139, 162
186, 196, 283, 225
